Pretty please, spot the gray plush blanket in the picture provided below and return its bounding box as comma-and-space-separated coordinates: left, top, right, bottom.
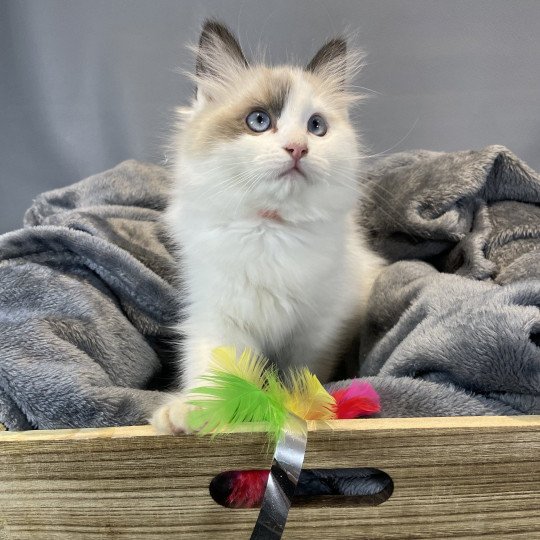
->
0, 146, 538, 430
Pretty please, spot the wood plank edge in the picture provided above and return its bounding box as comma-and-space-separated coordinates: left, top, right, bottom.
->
0, 415, 538, 443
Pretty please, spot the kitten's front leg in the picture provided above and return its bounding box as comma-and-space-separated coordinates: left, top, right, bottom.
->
151, 338, 218, 435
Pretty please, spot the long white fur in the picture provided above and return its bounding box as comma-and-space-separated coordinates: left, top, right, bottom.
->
152, 25, 384, 434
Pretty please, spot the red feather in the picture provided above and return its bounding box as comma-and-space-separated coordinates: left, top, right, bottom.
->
227, 470, 270, 508
331, 380, 380, 419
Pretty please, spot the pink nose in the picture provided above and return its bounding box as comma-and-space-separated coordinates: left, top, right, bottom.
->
284, 143, 308, 162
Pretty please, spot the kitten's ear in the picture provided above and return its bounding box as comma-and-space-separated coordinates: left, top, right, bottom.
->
306, 38, 348, 89
194, 20, 248, 101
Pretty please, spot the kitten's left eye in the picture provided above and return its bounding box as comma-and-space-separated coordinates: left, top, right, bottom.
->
246, 110, 271, 133
307, 114, 327, 136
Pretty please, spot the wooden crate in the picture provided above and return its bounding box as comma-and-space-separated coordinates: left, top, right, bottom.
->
0, 416, 538, 539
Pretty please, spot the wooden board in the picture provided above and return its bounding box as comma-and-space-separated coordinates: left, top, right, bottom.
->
0, 416, 539, 539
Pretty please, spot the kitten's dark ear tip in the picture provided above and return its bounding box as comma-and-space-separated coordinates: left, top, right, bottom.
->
199, 19, 243, 54
196, 19, 248, 77
306, 37, 347, 73
200, 19, 228, 39
329, 37, 347, 52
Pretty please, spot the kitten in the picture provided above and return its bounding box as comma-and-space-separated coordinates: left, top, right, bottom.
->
152, 20, 384, 433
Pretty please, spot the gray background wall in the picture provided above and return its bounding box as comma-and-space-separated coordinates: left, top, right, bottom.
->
1, 0, 539, 234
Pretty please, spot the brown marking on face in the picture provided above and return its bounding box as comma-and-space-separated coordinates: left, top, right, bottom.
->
262, 76, 291, 120
185, 68, 293, 155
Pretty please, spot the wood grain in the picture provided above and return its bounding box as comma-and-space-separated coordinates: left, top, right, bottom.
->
0, 416, 538, 539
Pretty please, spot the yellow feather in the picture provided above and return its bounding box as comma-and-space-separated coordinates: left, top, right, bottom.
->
210, 346, 269, 388
284, 368, 336, 420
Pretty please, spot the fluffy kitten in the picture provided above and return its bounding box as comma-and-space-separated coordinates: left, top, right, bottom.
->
152, 20, 384, 433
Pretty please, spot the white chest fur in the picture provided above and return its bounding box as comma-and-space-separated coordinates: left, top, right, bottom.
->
183, 214, 350, 345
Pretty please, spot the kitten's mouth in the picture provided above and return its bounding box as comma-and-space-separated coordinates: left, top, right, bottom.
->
278, 164, 306, 179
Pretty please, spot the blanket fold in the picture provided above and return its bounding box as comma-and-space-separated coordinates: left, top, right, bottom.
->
0, 161, 180, 429
362, 145, 540, 276
0, 147, 538, 430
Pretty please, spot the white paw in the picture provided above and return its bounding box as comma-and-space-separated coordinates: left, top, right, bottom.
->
151, 396, 194, 435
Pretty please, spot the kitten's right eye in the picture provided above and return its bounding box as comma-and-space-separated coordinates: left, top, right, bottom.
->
246, 110, 271, 133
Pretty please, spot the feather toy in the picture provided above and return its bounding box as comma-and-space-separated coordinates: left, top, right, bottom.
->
187, 346, 381, 437
188, 346, 382, 510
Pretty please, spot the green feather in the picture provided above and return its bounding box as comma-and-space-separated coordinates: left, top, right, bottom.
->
186, 349, 288, 442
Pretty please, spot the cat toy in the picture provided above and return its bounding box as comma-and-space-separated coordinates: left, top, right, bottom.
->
186, 346, 380, 538
186, 346, 380, 439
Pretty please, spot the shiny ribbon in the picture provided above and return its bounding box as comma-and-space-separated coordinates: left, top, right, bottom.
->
250, 414, 308, 540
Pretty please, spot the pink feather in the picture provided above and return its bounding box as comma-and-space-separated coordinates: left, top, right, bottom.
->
331, 380, 380, 419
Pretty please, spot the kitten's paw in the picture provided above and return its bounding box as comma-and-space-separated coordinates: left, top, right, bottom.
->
151, 396, 194, 435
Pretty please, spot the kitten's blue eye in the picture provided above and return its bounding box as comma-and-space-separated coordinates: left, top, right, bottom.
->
307, 114, 327, 136
246, 110, 271, 132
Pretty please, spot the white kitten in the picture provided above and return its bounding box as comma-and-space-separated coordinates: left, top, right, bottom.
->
152, 21, 384, 434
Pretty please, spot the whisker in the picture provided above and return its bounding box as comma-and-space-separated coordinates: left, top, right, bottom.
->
231, 171, 267, 217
